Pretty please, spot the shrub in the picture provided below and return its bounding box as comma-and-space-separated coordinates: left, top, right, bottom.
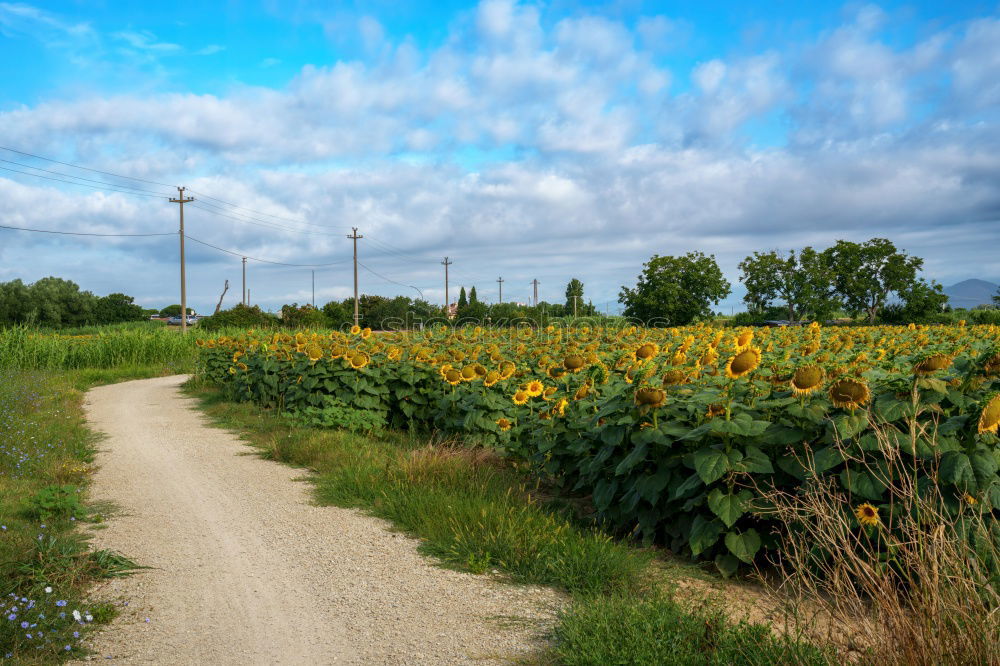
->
198, 304, 278, 332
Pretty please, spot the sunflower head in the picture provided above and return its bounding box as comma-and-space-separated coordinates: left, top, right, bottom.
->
828, 378, 871, 409
496, 417, 513, 431
914, 353, 951, 376
350, 325, 361, 335
349, 351, 370, 369
662, 369, 687, 386
305, 344, 324, 362
524, 380, 544, 397
361, 327, 372, 339
512, 390, 530, 406
542, 386, 558, 401
444, 368, 463, 385
573, 383, 591, 400
461, 365, 479, 380
790, 365, 825, 395
484, 370, 501, 387
564, 354, 586, 371
499, 361, 516, 379
977, 393, 1000, 434
635, 342, 659, 360
634, 387, 667, 408
736, 330, 754, 349
855, 503, 880, 527
725, 347, 761, 379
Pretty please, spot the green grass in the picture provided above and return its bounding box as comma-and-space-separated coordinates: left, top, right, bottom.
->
551, 591, 827, 666
0, 324, 199, 371
0, 369, 151, 661
185, 378, 833, 665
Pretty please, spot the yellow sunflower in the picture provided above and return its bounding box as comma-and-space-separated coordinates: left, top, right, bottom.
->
855, 503, 880, 527
349, 351, 370, 369
828, 378, 871, 409
790, 365, 825, 396
541, 386, 558, 401
564, 354, 586, 372
484, 370, 501, 387
914, 353, 951, 375
524, 380, 544, 397
444, 368, 463, 385
496, 418, 513, 431
662, 369, 687, 386
512, 390, 530, 406
461, 365, 479, 381
977, 393, 1000, 434
350, 324, 361, 335
361, 327, 372, 339
574, 383, 591, 400
305, 344, 324, 362
725, 347, 761, 379
553, 398, 569, 417
634, 387, 667, 408
635, 342, 659, 361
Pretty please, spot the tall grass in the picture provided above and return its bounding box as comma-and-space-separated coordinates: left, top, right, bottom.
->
0, 325, 198, 371
759, 423, 1000, 666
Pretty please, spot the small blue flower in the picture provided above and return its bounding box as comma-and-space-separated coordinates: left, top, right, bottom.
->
56, 600, 67, 607
20, 621, 28, 629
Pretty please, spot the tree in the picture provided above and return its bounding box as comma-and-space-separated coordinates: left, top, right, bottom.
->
27, 277, 95, 327
280, 303, 328, 328
619, 252, 731, 325
160, 304, 194, 317
469, 286, 479, 304
321, 300, 352, 328
993, 286, 1000, 308
565, 278, 584, 314
0, 279, 31, 325
879, 279, 949, 324
458, 287, 468, 309
738, 247, 839, 322
823, 238, 923, 324
94, 293, 145, 324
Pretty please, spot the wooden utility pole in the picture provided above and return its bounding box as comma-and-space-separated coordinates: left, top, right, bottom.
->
169, 186, 194, 335
532, 279, 539, 307
442, 257, 453, 312
242, 257, 247, 305
347, 227, 363, 326
497, 276, 503, 304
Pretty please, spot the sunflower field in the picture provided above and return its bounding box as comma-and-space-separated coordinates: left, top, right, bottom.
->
197, 322, 1000, 573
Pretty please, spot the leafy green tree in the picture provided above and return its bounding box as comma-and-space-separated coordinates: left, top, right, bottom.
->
0, 279, 30, 325
321, 300, 353, 328
823, 238, 923, 324
565, 278, 584, 313
94, 293, 145, 324
27, 277, 94, 327
879, 279, 949, 324
619, 252, 731, 325
458, 287, 468, 309
280, 303, 328, 328
738, 248, 839, 321
199, 304, 278, 332
159, 304, 194, 317
469, 286, 478, 304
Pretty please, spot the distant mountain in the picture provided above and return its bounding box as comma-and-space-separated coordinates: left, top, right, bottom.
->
944, 279, 998, 309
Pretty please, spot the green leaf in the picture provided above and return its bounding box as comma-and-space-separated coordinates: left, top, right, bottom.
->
810, 446, 843, 475
634, 467, 672, 504
707, 489, 750, 528
739, 445, 774, 474
916, 377, 949, 394
969, 451, 997, 488
839, 468, 886, 500
725, 528, 761, 564
592, 479, 618, 511
715, 553, 740, 577
672, 472, 704, 500
940, 451, 977, 493
689, 515, 724, 557
693, 448, 730, 484
614, 442, 648, 476
777, 455, 807, 480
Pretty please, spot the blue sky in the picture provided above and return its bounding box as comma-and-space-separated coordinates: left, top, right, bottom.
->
1, 0, 999, 314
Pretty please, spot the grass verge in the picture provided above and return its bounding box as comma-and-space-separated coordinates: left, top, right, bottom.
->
0, 367, 158, 662
185, 378, 831, 665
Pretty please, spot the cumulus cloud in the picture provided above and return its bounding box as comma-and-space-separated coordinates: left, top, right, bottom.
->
0, 1, 998, 312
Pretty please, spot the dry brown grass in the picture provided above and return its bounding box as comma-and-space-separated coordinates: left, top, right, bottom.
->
756, 422, 1000, 666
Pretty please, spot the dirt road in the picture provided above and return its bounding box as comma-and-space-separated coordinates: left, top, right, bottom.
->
79, 375, 560, 664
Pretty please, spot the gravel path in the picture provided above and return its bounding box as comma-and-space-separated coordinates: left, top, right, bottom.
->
77, 375, 562, 665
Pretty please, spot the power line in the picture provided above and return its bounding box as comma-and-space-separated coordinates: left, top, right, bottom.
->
0, 222, 173, 237
0, 158, 173, 196
358, 261, 424, 300
186, 188, 352, 231
0, 165, 169, 199
184, 233, 351, 267
0, 145, 174, 188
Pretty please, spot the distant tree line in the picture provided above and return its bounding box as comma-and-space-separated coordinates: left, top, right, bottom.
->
0, 277, 146, 328
619, 238, 950, 327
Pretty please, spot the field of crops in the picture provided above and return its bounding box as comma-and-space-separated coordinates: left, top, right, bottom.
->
0, 325, 199, 371
198, 322, 1000, 573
